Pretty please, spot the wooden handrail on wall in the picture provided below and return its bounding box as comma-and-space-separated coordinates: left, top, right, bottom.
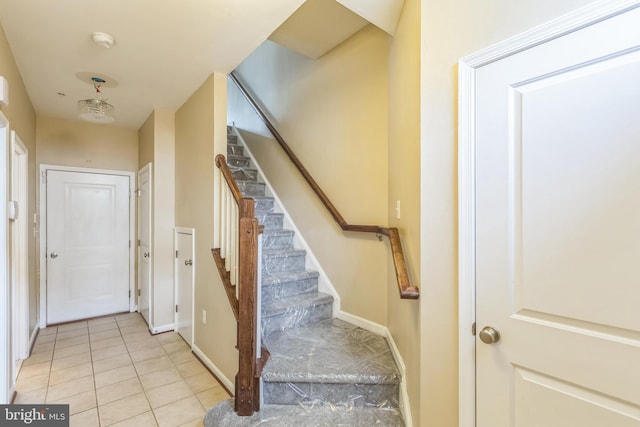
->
229, 72, 419, 300
212, 153, 267, 416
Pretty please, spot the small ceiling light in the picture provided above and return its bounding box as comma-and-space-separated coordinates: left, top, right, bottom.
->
77, 77, 115, 123
91, 32, 115, 49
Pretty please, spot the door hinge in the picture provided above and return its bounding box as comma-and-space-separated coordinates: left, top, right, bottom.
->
175, 250, 178, 259
129, 240, 131, 248
472, 322, 476, 336
41, 171, 47, 184
129, 290, 131, 298
175, 305, 178, 313
137, 189, 141, 197
138, 289, 141, 297
138, 239, 141, 247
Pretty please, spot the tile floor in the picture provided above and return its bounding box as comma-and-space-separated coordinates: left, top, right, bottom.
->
14, 312, 231, 427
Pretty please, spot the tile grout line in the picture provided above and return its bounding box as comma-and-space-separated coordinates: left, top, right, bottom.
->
42, 325, 57, 405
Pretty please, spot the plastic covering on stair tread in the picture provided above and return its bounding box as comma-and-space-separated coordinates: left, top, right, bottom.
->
205, 399, 405, 426
261, 319, 401, 411
261, 293, 333, 337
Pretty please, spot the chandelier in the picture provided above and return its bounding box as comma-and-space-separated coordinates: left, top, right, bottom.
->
78, 77, 115, 123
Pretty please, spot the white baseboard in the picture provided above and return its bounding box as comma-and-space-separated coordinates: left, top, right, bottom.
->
28, 327, 39, 356
192, 344, 235, 393
336, 310, 413, 427
150, 323, 174, 334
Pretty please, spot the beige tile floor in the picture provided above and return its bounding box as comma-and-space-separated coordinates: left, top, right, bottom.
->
14, 312, 231, 427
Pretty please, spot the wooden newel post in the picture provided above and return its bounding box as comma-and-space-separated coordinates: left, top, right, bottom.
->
235, 204, 259, 415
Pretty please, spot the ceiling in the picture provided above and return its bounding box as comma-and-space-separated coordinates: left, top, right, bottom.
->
0, 0, 307, 129
0, 0, 403, 130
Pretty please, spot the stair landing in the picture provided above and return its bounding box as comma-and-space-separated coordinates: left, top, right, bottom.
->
262, 318, 400, 408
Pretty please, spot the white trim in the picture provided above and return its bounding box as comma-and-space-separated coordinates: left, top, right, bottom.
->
230, 125, 341, 314
38, 164, 136, 327
192, 344, 234, 392
335, 310, 412, 427
150, 323, 174, 334
174, 227, 195, 347
0, 111, 10, 403
137, 163, 153, 331
9, 130, 29, 395
457, 1, 640, 425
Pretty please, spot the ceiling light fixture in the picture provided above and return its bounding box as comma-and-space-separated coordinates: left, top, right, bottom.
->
77, 77, 115, 123
91, 32, 115, 48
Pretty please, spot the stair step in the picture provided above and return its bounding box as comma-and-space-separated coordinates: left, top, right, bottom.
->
227, 133, 238, 144
227, 154, 251, 168
262, 229, 294, 250
252, 196, 274, 213
227, 144, 244, 156
237, 180, 265, 198
262, 270, 319, 303
230, 167, 257, 182
262, 293, 333, 337
257, 212, 283, 230
261, 318, 401, 408
262, 248, 306, 273
205, 399, 405, 426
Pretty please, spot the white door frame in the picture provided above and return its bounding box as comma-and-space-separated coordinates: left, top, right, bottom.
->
39, 164, 136, 327
10, 131, 29, 376
457, 1, 640, 425
174, 227, 195, 346
0, 111, 11, 403
137, 163, 152, 328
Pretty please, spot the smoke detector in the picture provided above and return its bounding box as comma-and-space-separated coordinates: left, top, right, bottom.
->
91, 32, 115, 49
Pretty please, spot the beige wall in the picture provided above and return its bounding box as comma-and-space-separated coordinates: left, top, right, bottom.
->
175, 74, 237, 381
387, 0, 421, 423
419, 0, 596, 426
36, 117, 138, 172
151, 110, 176, 327
233, 29, 390, 325
0, 24, 37, 332
138, 110, 176, 329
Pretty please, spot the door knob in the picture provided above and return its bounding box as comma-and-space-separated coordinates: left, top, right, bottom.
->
50, 252, 58, 259
479, 326, 500, 344
185, 259, 193, 266
143, 252, 150, 258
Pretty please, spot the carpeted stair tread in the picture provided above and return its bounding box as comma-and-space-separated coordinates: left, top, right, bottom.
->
251, 196, 274, 212
262, 318, 400, 385
205, 399, 405, 427
262, 292, 333, 318
227, 154, 251, 168
261, 269, 319, 287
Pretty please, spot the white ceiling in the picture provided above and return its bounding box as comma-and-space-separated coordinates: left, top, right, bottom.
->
0, 0, 307, 129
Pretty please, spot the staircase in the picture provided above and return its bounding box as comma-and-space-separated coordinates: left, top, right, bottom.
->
204, 127, 405, 426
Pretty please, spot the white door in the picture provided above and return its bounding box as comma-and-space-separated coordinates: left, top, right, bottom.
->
175, 228, 194, 346
474, 6, 640, 426
138, 164, 152, 325
46, 170, 130, 324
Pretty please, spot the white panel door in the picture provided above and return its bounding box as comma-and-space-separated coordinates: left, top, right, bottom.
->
46, 170, 130, 324
476, 7, 640, 426
138, 164, 152, 325
175, 229, 194, 346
